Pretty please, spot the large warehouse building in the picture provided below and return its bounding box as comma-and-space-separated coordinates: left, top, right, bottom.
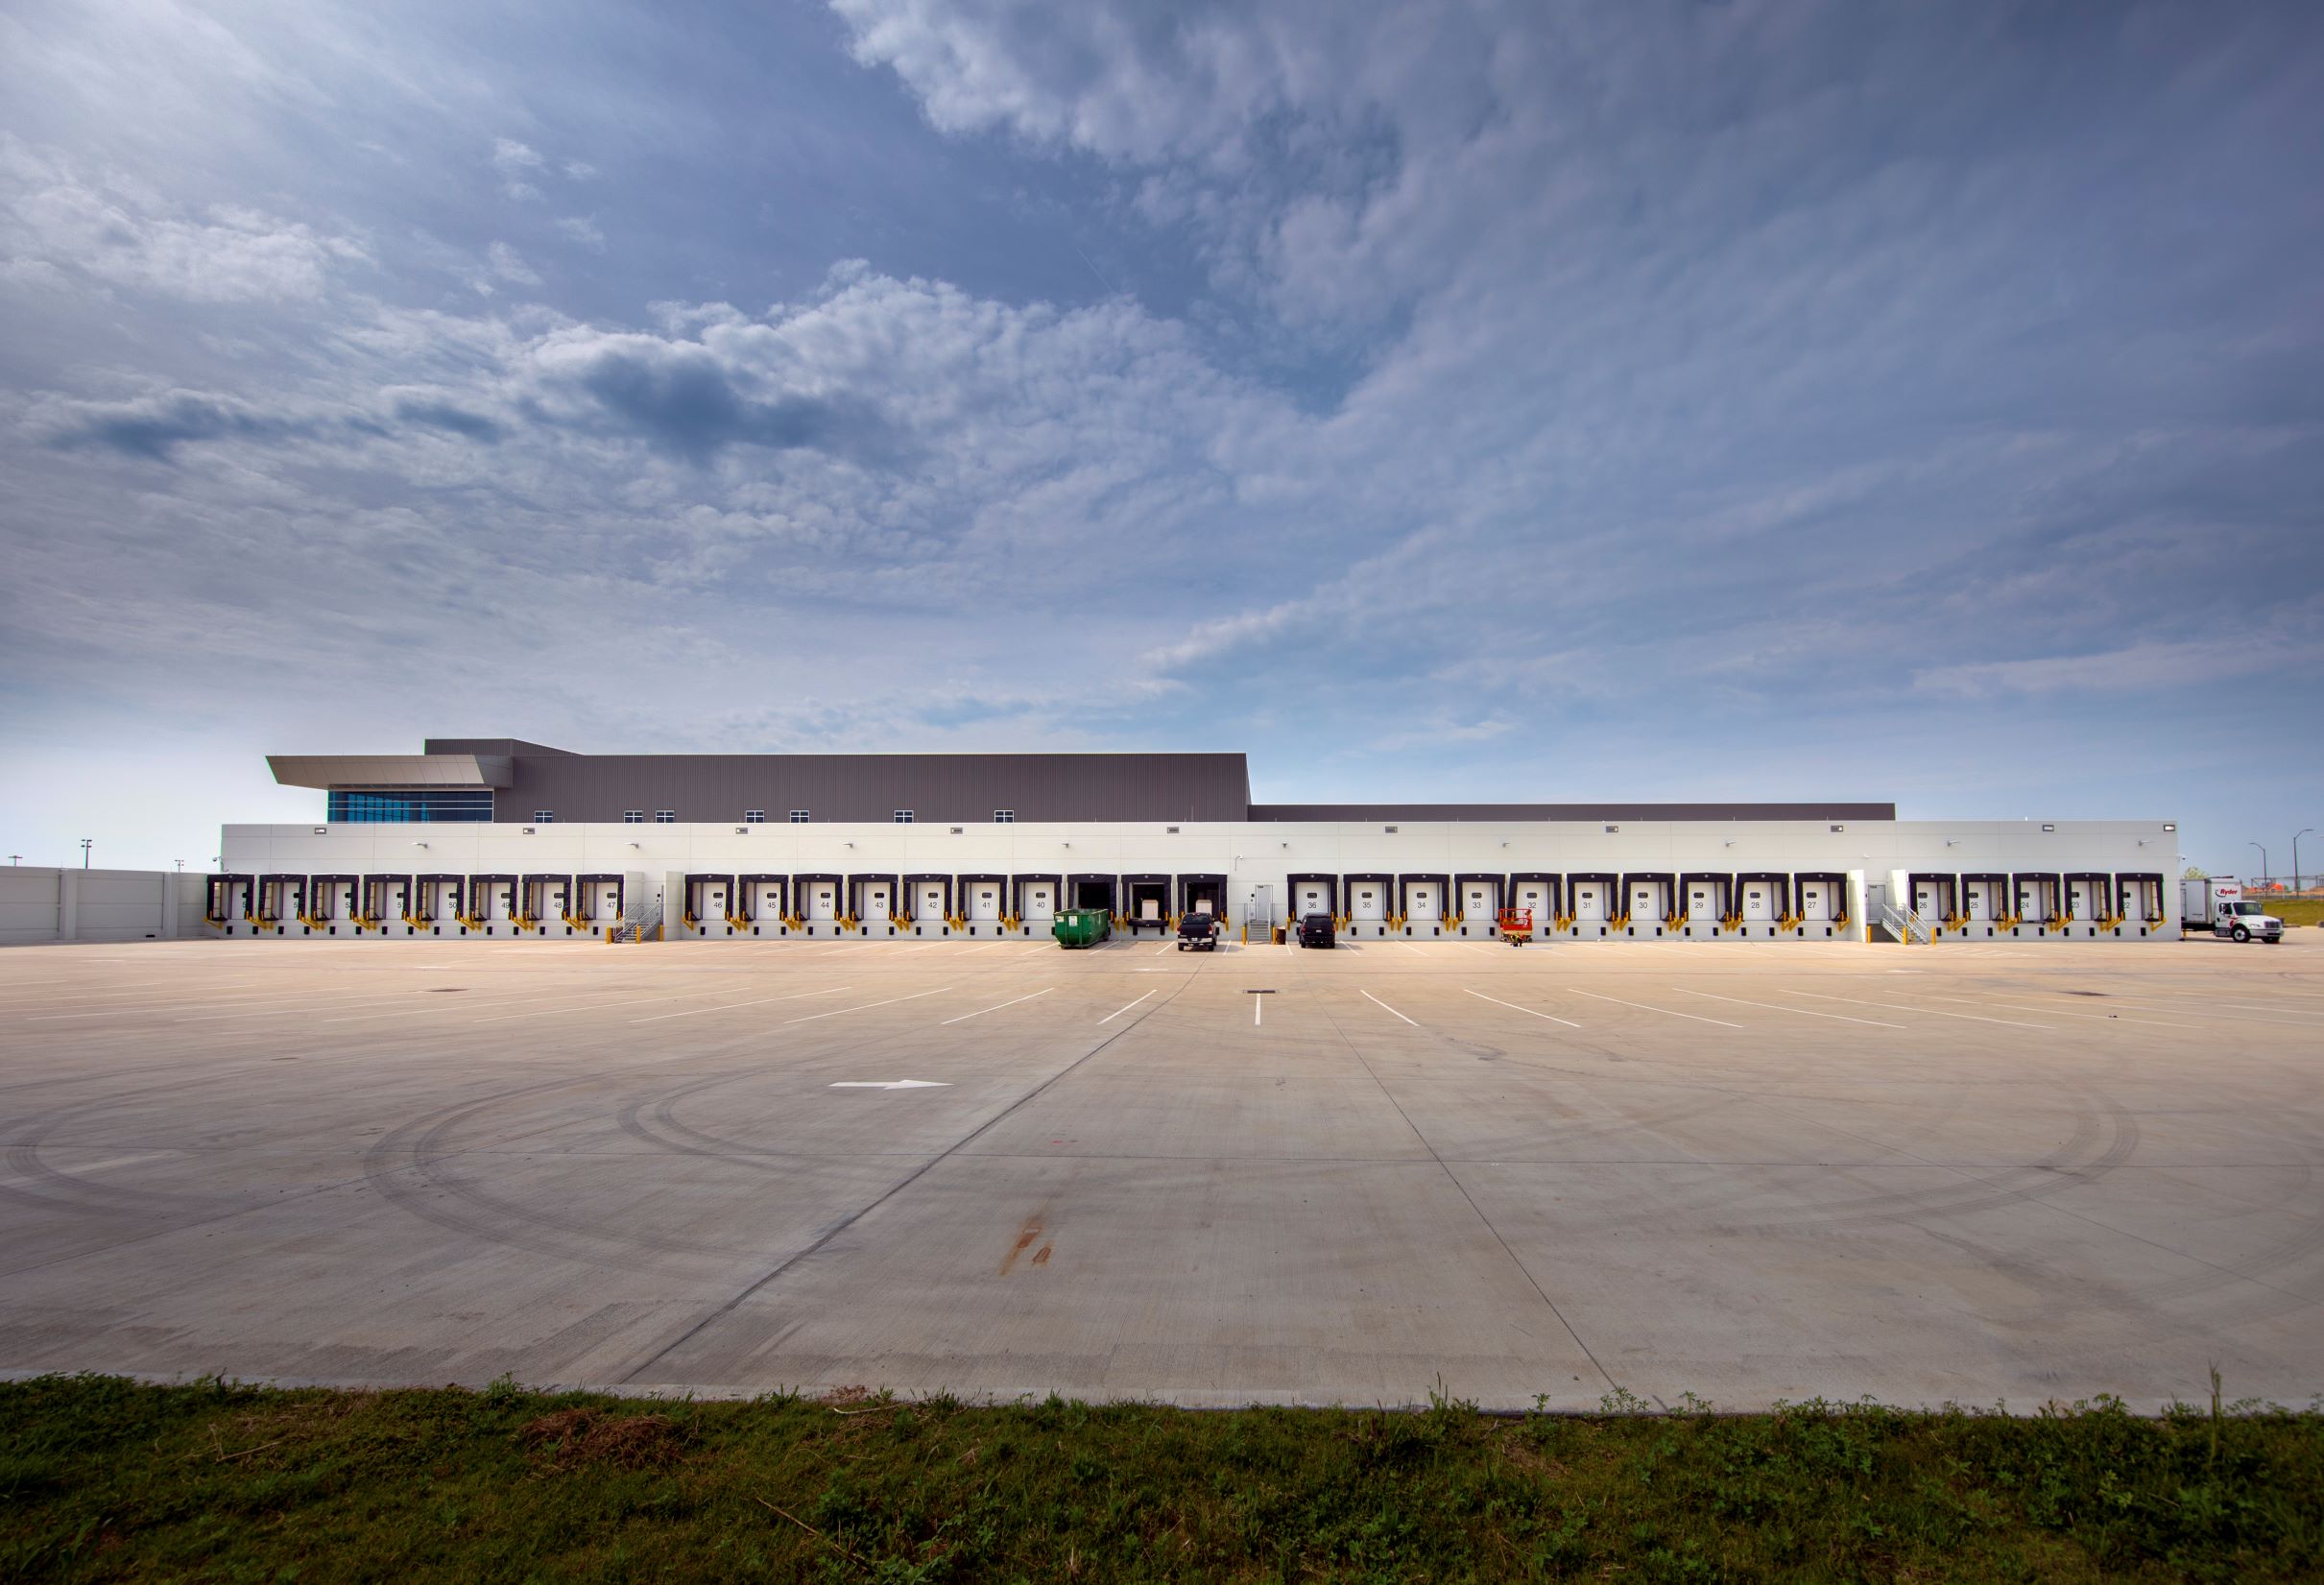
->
206, 738, 2182, 943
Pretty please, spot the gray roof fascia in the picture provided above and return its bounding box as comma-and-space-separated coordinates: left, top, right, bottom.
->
267, 754, 514, 789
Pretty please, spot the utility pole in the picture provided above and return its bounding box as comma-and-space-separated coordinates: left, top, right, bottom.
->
2296, 829, 2314, 895
80, 838, 91, 870
2248, 841, 2267, 885
8, 854, 18, 866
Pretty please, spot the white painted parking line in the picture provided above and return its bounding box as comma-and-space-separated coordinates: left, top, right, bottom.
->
312, 992, 557, 1026
1098, 989, 1157, 1023
1672, 988, 1906, 1029
783, 987, 953, 1025
1783, 990, 2048, 1029
1921, 995, 2198, 1030
476, 992, 692, 1023
1254, 996, 1263, 1026
830, 1079, 950, 1091
1361, 989, 1418, 1025
2203, 1000, 2324, 1019
1155, 944, 1175, 955
1994, 993, 2315, 1030
1566, 989, 1741, 1028
940, 987, 1053, 1025
1461, 988, 1582, 1028
630, 986, 851, 1023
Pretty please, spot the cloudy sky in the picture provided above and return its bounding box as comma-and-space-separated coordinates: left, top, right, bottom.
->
3, 0, 2318, 875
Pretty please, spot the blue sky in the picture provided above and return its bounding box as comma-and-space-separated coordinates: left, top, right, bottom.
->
2, 0, 2318, 877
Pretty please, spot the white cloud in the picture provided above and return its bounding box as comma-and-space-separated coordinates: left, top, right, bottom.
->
0, 140, 368, 302
487, 240, 541, 284
553, 215, 605, 249
563, 159, 597, 180
491, 136, 545, 200
1911, 640, 2306, 699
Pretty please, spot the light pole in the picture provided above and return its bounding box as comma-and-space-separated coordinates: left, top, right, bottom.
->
2296, 829, 2314, 895
79, 838, 91, 871
2248, 841, 2267, 886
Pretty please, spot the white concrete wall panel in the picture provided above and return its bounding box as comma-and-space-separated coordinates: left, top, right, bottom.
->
211, 818, 2183, 943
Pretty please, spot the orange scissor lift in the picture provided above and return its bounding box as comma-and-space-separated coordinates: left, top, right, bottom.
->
1495, 905, 1534, 946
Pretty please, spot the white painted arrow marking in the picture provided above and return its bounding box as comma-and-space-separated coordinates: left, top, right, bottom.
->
829, 1080, 952, 1090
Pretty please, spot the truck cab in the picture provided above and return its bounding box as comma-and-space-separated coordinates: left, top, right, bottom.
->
2181, 878, 2283, 943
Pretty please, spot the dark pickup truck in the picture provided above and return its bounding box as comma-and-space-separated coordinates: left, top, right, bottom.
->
1176, 911, 1221, 951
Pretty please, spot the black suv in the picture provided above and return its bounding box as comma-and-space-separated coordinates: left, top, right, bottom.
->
1297, 911, 1336, 948
1176, 911, 1221, 951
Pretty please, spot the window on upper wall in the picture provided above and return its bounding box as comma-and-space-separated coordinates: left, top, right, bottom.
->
743, 810, 765, 824
623, 810, 644, 824
993, 810, 1015, 824
325, 788, 493, 823
894, 810, 915, 823
533, 810, 555, 823
655, 810, 676, 824
788, 809, 810, 823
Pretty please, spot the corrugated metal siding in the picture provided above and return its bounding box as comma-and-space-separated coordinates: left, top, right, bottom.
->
498, 753, 1253, 824
1248, 803, 1897, 823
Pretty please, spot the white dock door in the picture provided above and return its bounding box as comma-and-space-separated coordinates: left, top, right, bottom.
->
1801, 880, 1832, 921
1023, 881, 1055, 921
1574, 882, 1606, 923
1514, 881, 1548, 929
806, 881, 837, 922
1462, 881, 1492, 921
1742, 883, 1773, 923
969, 882, 1001, 922
1407, 881, 1441, 922
861, 880, 891, 921
915, 881, 945, 922
1350, 882, 1384, 923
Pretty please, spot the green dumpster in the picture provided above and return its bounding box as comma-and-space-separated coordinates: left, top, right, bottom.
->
1052, 908, 1113, 949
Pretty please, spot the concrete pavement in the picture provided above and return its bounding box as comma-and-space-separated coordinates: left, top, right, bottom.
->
2, 932, 2318, 1410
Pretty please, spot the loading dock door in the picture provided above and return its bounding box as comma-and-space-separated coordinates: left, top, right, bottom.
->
968, 882, 1001, 922
806, 882, 837, 922
1574, 883, 1607, 923
1800, 880, 1833, 921
1513, 881, 1550, 929
858, 880, 893, 922
1350, 883, 1385, 923
914, 881, 946, 922
1406, 882, 1441, 922
1742, 884, 1773, 923
1684, 882, 1713, 922
749, 880, 782, 922
1184, 882, 1219, 916
1022, 881, 1056, 921
1461, 882, 1493, 922
2068, 877, 2102, 922
1628, 882, 1660, 923
1295, 880, 1330, 918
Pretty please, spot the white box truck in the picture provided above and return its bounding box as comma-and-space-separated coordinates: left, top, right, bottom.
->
2180, 878, 2284, 943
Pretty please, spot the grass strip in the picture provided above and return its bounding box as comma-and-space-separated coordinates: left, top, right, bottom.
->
3, 1374, 2320, 1581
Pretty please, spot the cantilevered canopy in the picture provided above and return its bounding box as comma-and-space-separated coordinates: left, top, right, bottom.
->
267, 754, 514, 789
